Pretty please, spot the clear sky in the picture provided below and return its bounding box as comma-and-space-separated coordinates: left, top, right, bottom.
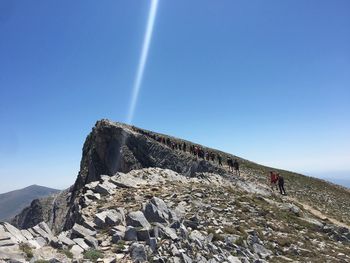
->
0, 0, 349, 193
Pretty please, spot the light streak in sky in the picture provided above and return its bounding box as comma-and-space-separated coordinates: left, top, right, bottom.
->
126, 0, 159, 124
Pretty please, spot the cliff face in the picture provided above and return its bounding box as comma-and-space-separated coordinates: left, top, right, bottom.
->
11, 189, 70, 234
64, 120, 233, 230
71, 119, 229, 198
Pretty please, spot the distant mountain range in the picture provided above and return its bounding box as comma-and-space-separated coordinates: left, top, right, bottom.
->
0, 185, 60, 221
325, 178, 350, 189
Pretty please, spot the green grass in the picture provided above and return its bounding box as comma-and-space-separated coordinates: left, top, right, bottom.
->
59, 248, 73, 259
19, 243, 33, 260
83, 249, 104, 262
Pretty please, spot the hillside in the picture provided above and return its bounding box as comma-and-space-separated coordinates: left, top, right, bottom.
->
0, 185, 60, 221
1, 119, 349, 262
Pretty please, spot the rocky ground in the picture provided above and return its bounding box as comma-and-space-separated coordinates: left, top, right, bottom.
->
1, 167, 349, 262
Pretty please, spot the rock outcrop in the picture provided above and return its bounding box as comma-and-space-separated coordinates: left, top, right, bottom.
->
5, 119, 350, 262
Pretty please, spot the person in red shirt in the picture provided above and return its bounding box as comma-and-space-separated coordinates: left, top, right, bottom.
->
269, 171, 279, 191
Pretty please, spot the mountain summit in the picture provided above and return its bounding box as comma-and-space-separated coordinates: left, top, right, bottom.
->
0, 185, 59, 221
1, 119, 349, 262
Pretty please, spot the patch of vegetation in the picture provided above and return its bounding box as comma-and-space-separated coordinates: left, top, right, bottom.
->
222, 226, 236, 235
83, 249, 104, 262
34, 260, 49, 263
59, 248, 73, 259
113, 240, 126, 252
207, 228, 225, 242
276, 237, 293, 247
235, 236, 246, 246
19, 243, 33, 260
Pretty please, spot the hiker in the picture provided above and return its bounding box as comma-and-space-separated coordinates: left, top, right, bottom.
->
227, 157, 233, 172
211, 152, 215, 162
233, 159, 240, 176
199, 148, 205, 159
194, 146, 198, 156
206, 152, 210, 161
183, 142, 187, 152
269, 171, 278, 190
217, 154, 222, 166
278, 174, 286, 195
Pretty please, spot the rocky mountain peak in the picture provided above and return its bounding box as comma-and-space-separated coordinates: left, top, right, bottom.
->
3, 119, 350, 262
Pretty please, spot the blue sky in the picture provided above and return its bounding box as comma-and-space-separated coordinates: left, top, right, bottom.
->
0, 0, 349, 193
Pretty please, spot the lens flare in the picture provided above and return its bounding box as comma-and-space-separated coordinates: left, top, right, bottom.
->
126, 0, 159, 124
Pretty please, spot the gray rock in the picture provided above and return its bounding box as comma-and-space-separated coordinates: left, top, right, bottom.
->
38, 222, 53, 236
105, 209, 126, 226
170, 244, 180, 256
0, 235, 16, 247
126, 211, 151, 229
189, 230, 205, 243
70, 244, 84, 258
110, 175, 138, 188
225, 235, 240, 246
110, 225, 126, 243
137, 228, 150, 241
169, 257, 182, 263
94, 211, 108, 228
81, 218, 97, 232
181, 253, 192, 263
94, 208, 125, 229
73, 238, 90, 251
143, 197, 171, 224
27, 228, 38, 238
32, 224, 53, 242
85, 181, 99, 191
50, 236, 62, 249
124, 226, 138, 241
94, 181, 116, 195
1, 223, 26, 243
147, 237, 157, 252
130, 243, 147, 262
84, 235, 98, 249
179, 224, 189, 239
159, 226, 179, 241
72, 223, 96, 238
227, 256, 241, 263
58, 233, 76, 247
112, 231, 125, 243
252, 243, 272, 259
35, 236, 47, 247
279, 203, 301, 216
85, 190, 101, 200
20, 230, 33, 240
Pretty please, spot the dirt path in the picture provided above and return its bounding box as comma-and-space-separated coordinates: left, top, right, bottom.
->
287, 196, 350, 229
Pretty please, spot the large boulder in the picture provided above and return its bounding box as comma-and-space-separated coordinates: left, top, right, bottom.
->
94, 209, 125, 228
129, 243, 147, 262
126, 211, 151, 229
143, 197, 171, 224
71, 224, 96, 238
1, 223, 26, 243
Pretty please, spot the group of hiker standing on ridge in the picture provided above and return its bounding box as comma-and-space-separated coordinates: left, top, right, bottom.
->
132, 126, 287, 195
132, 126, 241, 176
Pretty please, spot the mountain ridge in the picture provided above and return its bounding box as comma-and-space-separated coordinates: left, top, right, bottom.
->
2, 119, 349, 262
0, 185, 60, 222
